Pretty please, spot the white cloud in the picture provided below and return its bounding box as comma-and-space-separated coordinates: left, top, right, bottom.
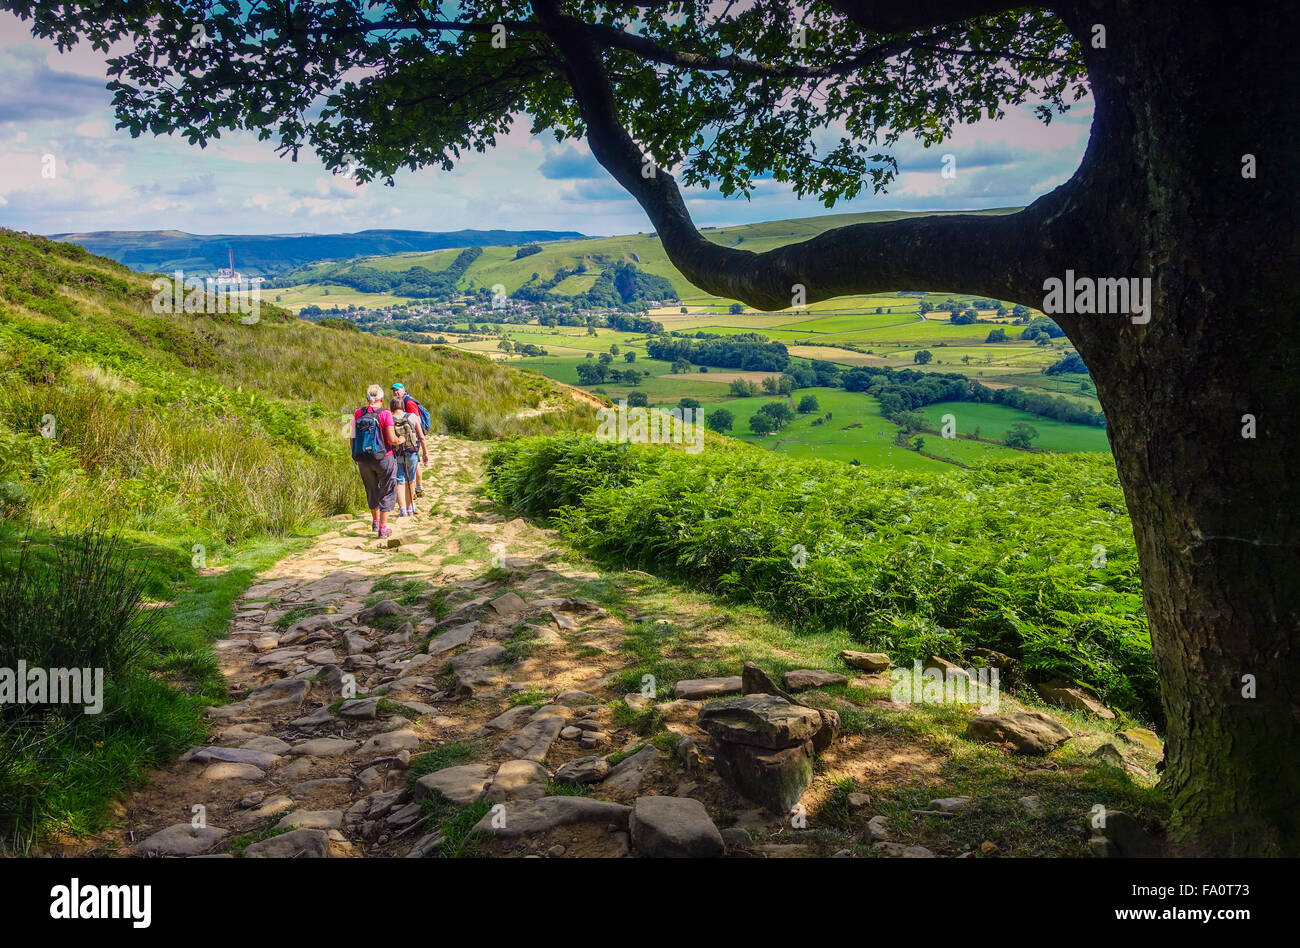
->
0, 10, 1094, 237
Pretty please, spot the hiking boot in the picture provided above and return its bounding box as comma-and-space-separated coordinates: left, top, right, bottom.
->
377, 526, 393, 539
414, 487, 425, 496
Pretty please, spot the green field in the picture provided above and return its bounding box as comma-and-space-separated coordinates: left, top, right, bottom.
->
465, 314, 1108, 470
920, 402, 1112, 452
699, 388, 953, 471
272, 206, 1104, 472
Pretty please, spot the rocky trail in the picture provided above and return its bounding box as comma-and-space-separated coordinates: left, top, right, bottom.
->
104, 436, 1163, 859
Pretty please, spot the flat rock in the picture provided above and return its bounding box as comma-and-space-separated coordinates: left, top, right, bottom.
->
924, 655, 970, 678
281, 613, 341, 641
254, 647, 307, 666
469, 796, 631, 839
965, 711, 1072, 755
449, 644, 507, 672
553, 756, 611, 785
487, 592, 527, 617
201, 762, 264, 782
1019, 795, 1044, 816
781, 669, 848, 691
357, 599, 406, 624
246, 679, 309, 710
358, 729, 419, 756
290, 707, 334, 729
181, 746, 281, 769
339, 697, 380, 720
599, 745, 661, 795
244, 795, 294, 820
243, 828, 329, 858
555, 690, 599, 706
291, 777, 353, 799
697, 695, 824, 750
674, 676, 742, 699
241, 736, 292, 755
1035, 680, 1115, 719
478, 704, 534, 736
415, 763, 494, 805
1117, 727, 1162, 752
498, 715, 565, 762
426, 622, 478, 656
928, 795, 974, 813
483, 759, 550, 802
629, 796, 724, 858
839, 650, 891, 672
275, 810, 343, 831
289, 738, 358, 758
138, 824, 227, 857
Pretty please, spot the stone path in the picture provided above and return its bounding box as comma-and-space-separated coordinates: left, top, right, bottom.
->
111, 435, 1159, 859
114, 436, 773, 858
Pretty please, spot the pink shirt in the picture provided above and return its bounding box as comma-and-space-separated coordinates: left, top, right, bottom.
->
354, 407, 395, 457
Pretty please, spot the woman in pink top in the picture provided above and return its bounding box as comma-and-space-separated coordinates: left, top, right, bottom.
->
352, 384, 401, 537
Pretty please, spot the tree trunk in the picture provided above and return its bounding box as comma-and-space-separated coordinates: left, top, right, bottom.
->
1056, 0, 1300, 855
547, 0, 1300, 853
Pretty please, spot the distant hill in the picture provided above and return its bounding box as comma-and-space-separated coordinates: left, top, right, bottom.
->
46, 228, 590, 276
267, 208, 1023, 306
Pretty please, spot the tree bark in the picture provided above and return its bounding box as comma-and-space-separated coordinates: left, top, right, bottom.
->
1052, 0, 1300, 856
539, 0, 1300, 854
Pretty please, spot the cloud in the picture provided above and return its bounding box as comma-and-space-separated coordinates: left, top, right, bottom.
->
539, 145, 604, 180
0, 45, 110, 121
135, 173, 217, 198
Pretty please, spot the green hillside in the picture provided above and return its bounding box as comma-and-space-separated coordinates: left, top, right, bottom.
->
0, 230, 592, 847
274, 207, 1022, 303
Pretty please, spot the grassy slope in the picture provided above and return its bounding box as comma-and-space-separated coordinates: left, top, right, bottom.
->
485, 435, 1157, 722
0, 230, 593, 847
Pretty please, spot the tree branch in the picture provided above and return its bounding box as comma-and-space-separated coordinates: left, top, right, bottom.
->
578, 20, 954, 78
531, 0, 1077, 310
826, 0, 1024, 35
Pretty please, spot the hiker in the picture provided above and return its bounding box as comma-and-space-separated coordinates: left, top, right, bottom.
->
390, 399, 427, 517
391, 382, 430, 497
352, 384, 401, 538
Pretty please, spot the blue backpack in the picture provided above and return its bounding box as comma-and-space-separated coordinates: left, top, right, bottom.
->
351, 408, 387, 462
406, 395, 432, 433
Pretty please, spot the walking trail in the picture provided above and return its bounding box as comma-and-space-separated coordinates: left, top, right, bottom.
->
103, 435, 1159, 859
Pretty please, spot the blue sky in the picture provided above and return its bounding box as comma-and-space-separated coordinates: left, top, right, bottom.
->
0, 13, 1093, 238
